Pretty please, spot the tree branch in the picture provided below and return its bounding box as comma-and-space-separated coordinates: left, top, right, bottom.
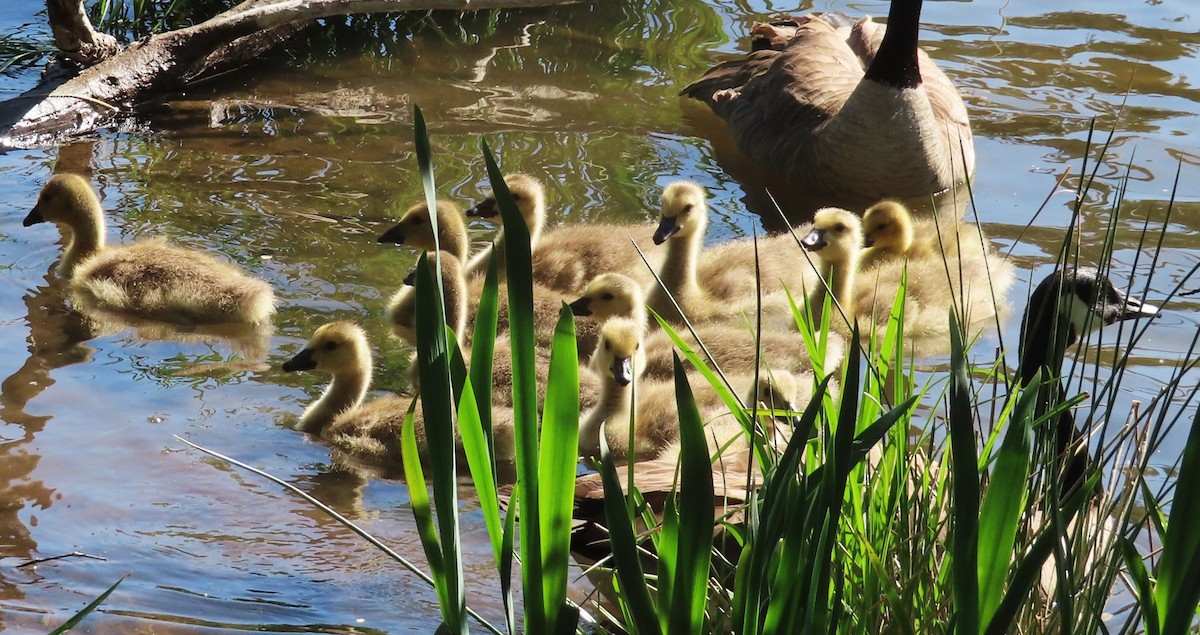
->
0, 0, 589, 150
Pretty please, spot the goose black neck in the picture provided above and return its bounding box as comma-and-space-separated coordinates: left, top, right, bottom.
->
1020, 282, 1090, 500
863, 0, 924, 89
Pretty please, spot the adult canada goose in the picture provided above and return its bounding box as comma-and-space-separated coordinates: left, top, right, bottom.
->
680, 0, 974, 201
800, 206, 1011, 341
570, 271, 844, 380
859, 199, 984, 270
377, 200, 470, 262
466, 173, 662, 293
1019, 267, 1158, 497
282, 321, 517, 467
24, 173, 275, 325
647, 181, 808, 327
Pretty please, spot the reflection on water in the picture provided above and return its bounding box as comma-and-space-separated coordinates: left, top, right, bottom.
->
0, 0, 1198, 630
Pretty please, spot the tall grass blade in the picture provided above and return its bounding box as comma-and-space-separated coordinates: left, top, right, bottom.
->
947, 312, 980, 635
1155, 404, 1200, 632
663, 355, 714, 634
49, 575, 126, 635
481, 139, 547, 632
975, 370, 1039, 624
599, 434, 662, 635
401, 398, 447, 605
471, 252, 501, 462
539, 304, 581, 633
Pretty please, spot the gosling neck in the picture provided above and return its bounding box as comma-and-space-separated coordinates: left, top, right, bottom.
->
813, 254, 858, 327
60, 210, 107, 274
299, 362, 371, 434
651, 228, 702, 320
578, 375, 633, 457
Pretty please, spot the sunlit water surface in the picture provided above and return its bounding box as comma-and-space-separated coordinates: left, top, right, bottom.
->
0, 0, 1197, 630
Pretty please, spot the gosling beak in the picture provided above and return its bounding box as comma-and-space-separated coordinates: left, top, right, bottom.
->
801, 228, 826, 251
281, 348, 317, 372
569, 296, 593, 316
377, 223, 406, 244
611, 355, 633, 387
23, 206, 45, 227
653, 216, 679, 245
466, 197, 498, 219
781, 400, 803, 428
403, 269, 417, 287
863, 238, 875, 248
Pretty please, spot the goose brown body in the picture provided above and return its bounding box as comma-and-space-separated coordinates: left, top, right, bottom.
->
681, 1, 974, 201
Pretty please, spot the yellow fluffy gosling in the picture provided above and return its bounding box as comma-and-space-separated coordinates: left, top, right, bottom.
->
25, 173, 274, 325
377, 200, 470, 262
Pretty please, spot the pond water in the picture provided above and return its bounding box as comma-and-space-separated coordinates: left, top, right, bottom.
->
0, 0, 1198, 631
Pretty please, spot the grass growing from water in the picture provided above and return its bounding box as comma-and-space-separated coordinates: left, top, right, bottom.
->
191, 112, 1200, 633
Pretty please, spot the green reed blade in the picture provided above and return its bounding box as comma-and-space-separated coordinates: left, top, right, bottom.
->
663, 355, 714, 634
947, 312, 980, 635
481, 138, 546, 632
471, 250, 501, 464
599, 434, 662, 635
976, 369, 1038, 625
400, 398, 447, 612
49, 575, 126, 635
538, 304, 581, 632
1156, 404, 1200, 633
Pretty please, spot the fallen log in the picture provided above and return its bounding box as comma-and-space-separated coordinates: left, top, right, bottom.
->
0, 0, 587, 151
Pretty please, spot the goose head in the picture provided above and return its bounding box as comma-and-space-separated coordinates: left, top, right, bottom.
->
282, 321, 370, 378
24, 173, 101, 229
465, 173, 545, 231
861, 200, 913, 252
377, 200, 468, 259
1021, 267, 1159, 369
654, 181, 707, 245
594, 318, 644, 388
801, 207, 863, 266
570, 273, 645, 321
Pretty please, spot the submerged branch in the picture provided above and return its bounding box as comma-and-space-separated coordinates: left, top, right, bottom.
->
0, 0, 590, 150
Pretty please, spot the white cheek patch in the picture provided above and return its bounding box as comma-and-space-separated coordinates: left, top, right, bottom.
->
1064, 291, 1102, 335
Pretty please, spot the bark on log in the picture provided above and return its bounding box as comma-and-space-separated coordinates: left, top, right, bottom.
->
0, 0, 587, 151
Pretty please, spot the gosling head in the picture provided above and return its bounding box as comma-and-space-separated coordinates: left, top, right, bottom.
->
1023, 267, 1159, 353
282, 321, 370, 377
377, 200, 465, 251
596, 318, 643, 388
861, 200, 913, 251
24, 173, 101, 228
801, 207, 863, 267
465, 173, 545, 227
570, 273, 644, 321
750, 370, 803, 427
654, 180, 707, 245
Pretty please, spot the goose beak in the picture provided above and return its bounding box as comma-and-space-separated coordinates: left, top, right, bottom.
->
377, 223, 406, 244
282, 349, 317, 372
23, 207, 45, 227
801, 228, 826, 251
653, 216, 679, 244
611, 355, 633, 387
403, 269, 417, 287
466, 197, 498, 219
1117, 297, 1159, 322
569, 296, 593, 316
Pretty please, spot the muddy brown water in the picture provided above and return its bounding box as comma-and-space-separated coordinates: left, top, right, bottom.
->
0, 0, 1198, 631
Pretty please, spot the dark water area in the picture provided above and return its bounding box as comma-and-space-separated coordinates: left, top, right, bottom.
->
0, 0, 1197, 630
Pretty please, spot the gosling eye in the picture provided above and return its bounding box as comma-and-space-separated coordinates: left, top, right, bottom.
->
604, 340, 611, 350
324, 340, 339, 351
601, 292, 614, 301
680, 203, 693, 215
834, 223, 846, 233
